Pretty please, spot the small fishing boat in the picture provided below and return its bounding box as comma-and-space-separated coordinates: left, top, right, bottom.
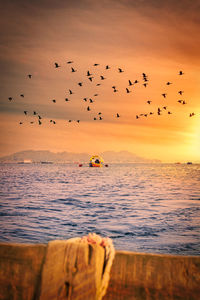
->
89, 155, 104, 167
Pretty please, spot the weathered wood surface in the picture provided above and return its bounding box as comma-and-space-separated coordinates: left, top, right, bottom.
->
0, 243, 46, 300
0, 241, 200, 300
103, 251, 200, 300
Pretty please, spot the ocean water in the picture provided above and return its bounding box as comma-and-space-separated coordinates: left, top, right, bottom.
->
0, 163, 199, 255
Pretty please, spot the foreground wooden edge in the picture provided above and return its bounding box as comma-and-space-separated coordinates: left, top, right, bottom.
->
0, 241, 200, 300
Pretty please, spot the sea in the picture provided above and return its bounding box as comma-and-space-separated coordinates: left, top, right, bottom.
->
0, 163, 199, 255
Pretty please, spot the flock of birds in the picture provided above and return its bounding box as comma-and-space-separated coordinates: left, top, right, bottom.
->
7, 61, 198, 126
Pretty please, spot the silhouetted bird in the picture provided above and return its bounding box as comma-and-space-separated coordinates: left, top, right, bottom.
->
83, 98, 87, 102
38, 115, 42, 120
77, 120, 80, 123
163, 106, 167, 110
189, 113, 195, 117
126, 88, 131, 93
89, 99, 94, 103
65, 98, 70, 101
67, 61, 73, 64
144, 114, 148, 117
20, 94, 24, 97
87, 71, 92, 76
143, 83, 148, 88
88, 77, 93, 81
128, 80, 133, 86
162, 93, 167, 98
106, 65, 110, 69
69, 89, 73, 95
78, 82, 83, 86
100, 76, 105, 80
94, 94, 98, 97
134, 80, 139, 84
98, 112, 102, 115
136, 115, 139, 119
178, 91, 184, 95
19, 122, 23, 125
28, 74, 32, 78
147, 100, 152, 104
94, 63, 99, 66
87, 106, 91, 111
94, 117, 97, 120
55, 63, 60, 68
99, 116, 103, 120
68, 120, 72, 122
52, 99, 56, 103
182, 101, 186, 105
149, 112, 154, 115
177, 100, 182, 103
116, 113, 120, 118
8, 97, 12, 101
179, 71, 184, 75
168, 111, 172, 114
96, 83, 101, 86
118, 68, 124, 73
30, 121, 34, 124
53, 121, 56, 124
38, 120, 42, 125
71, 67, 76, 72
24, 111, 28, 115
166, 82, 172, 85
33, 111, 37, 115
114, 89, 118, 92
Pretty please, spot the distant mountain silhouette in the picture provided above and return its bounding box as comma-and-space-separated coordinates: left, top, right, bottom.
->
0, 150, 161, 163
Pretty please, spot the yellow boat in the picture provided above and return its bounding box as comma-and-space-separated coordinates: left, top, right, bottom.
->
89, 155, 104, 167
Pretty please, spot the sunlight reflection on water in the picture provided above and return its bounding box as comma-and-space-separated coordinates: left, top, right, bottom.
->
0, 163, 199, 255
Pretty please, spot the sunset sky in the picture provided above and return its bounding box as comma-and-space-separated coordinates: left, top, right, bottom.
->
0, 0, 199, 162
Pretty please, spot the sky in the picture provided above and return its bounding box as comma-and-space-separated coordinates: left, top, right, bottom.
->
0, 0, 200, 162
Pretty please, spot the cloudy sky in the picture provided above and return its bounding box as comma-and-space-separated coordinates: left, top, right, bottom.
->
0, 0, 200, 162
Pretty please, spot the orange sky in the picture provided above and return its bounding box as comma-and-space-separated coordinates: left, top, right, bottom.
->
0, 0, 200, 162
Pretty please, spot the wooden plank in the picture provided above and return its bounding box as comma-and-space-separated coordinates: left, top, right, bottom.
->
103, 251, 200, 300
0, 243, 47, 300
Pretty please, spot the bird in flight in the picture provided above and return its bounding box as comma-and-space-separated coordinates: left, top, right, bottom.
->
100, 75, 106, 80
67, 61, 73, 64
55, 62, 60, 68
116, 113, 120, 118
52, 99, 56, 103
69, 89, 73, 95
65, 98, 70, 102
128, 80, 133, 86
162, 93, 167, 98
20, 94, 24, 97
178, 91, 184, 95
94, 63, 99, 66
8, 97, 12, 101
28, 74, 32, 79
88, 77, 94, 81
78, 82, 83, 86
179, 71, 184, 75
106, 65, 110, 69
147, 100, 152, 104
118, 68, 124, 73
71, 67, 76, 72
24, 111, 28, 115
166, 82, 172, 85
126, 88, 131, 93
87, 71, 92, 76
87, 106, 91, 111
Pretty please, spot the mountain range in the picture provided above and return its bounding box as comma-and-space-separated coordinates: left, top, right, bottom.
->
0, 150, 161, 163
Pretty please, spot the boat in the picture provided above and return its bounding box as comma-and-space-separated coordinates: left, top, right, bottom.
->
89, 155, 104, 167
